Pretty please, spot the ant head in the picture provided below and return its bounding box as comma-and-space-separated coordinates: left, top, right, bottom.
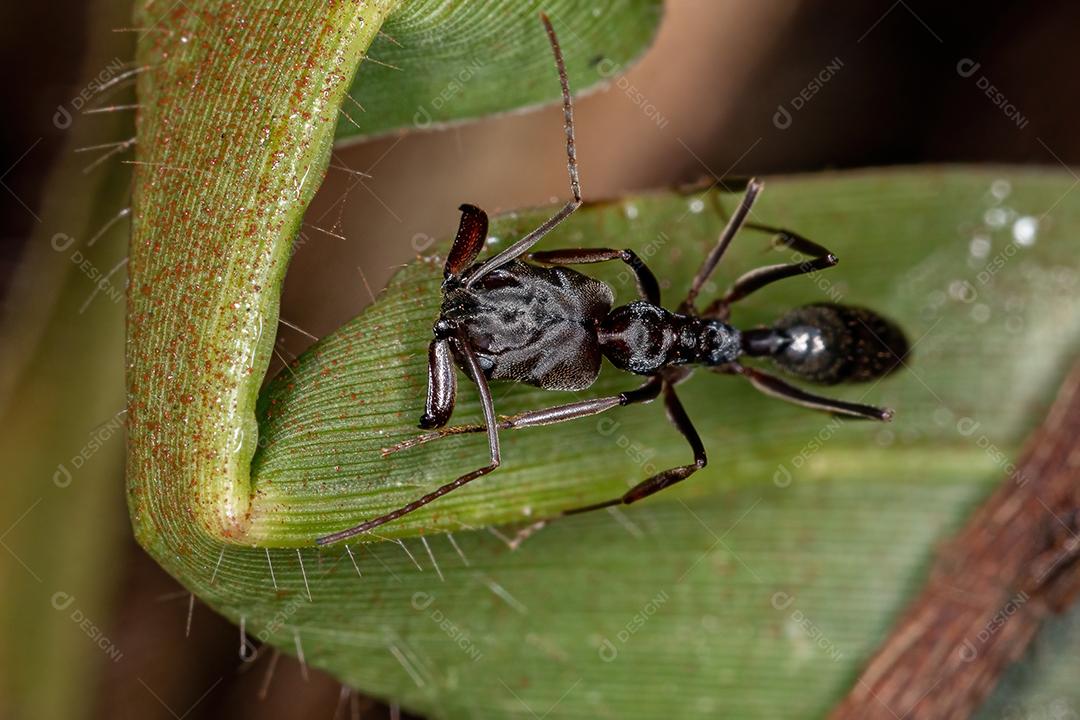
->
768, 303, 909, 385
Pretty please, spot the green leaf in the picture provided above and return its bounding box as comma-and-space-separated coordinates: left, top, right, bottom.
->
253, 169, 1079, 544
335, 0, 663, 142
157, 165, 1080, 717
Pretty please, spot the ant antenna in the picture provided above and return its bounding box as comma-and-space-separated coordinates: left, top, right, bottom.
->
464, 13, 582, 286
542, 12, 580, 204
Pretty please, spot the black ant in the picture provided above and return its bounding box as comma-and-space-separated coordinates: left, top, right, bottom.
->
317, 15, 908, 545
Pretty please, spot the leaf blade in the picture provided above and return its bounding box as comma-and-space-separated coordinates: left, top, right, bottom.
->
336, 0, 663, 142
253, 168, 1080, 544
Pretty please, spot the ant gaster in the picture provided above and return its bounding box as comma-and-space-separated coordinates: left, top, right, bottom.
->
317, 14, 909, 545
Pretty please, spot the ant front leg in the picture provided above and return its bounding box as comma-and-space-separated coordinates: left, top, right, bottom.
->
563, 382, 707, 516
530, 247, 660, 303
318, 331, 501, 545
384, 377, 663, 456
703, 225, 839, 321
419, 337, 458, 429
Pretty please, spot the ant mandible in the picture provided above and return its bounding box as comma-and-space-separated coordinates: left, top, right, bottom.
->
317, 14, 908, 545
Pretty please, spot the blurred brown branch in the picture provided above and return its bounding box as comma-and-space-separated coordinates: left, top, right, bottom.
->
832, 360, 1080, 720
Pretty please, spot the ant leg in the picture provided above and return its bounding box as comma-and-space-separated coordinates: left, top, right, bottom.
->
744, 223, 833, 256
564, 382, 707, 516
711, 176, 756, 194
317, 331, 500, 545
384, 377, 663, 456
419, 338, 458, 429
682, 179, 762, 314
465, 14, 581, 286
530, 247, 660, 303
716, 363, 893, 421
703, 231, 838, 321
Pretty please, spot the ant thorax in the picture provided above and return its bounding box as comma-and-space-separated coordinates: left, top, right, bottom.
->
440, 261, 615, 391
598, 300, 741, 375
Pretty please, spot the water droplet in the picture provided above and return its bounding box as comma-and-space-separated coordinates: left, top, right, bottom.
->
990, 179, 1011, 200
933, 407, 953, 426
971, 303, 991, 323
688, 198, 705, 214
948, 280, 977, 303
984, 207, 1008, 228
1012, 215, 1037, 246
486, 235, 500, 246
969, 235, 991, 258
1053, 267, 1078, 289
624, 204, 639, 220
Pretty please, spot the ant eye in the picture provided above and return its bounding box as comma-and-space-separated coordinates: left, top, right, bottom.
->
772, 303, 909, 385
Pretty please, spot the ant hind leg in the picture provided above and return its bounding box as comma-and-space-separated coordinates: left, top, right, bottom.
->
564, 382, 707, 516
715, 363, 893, 421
